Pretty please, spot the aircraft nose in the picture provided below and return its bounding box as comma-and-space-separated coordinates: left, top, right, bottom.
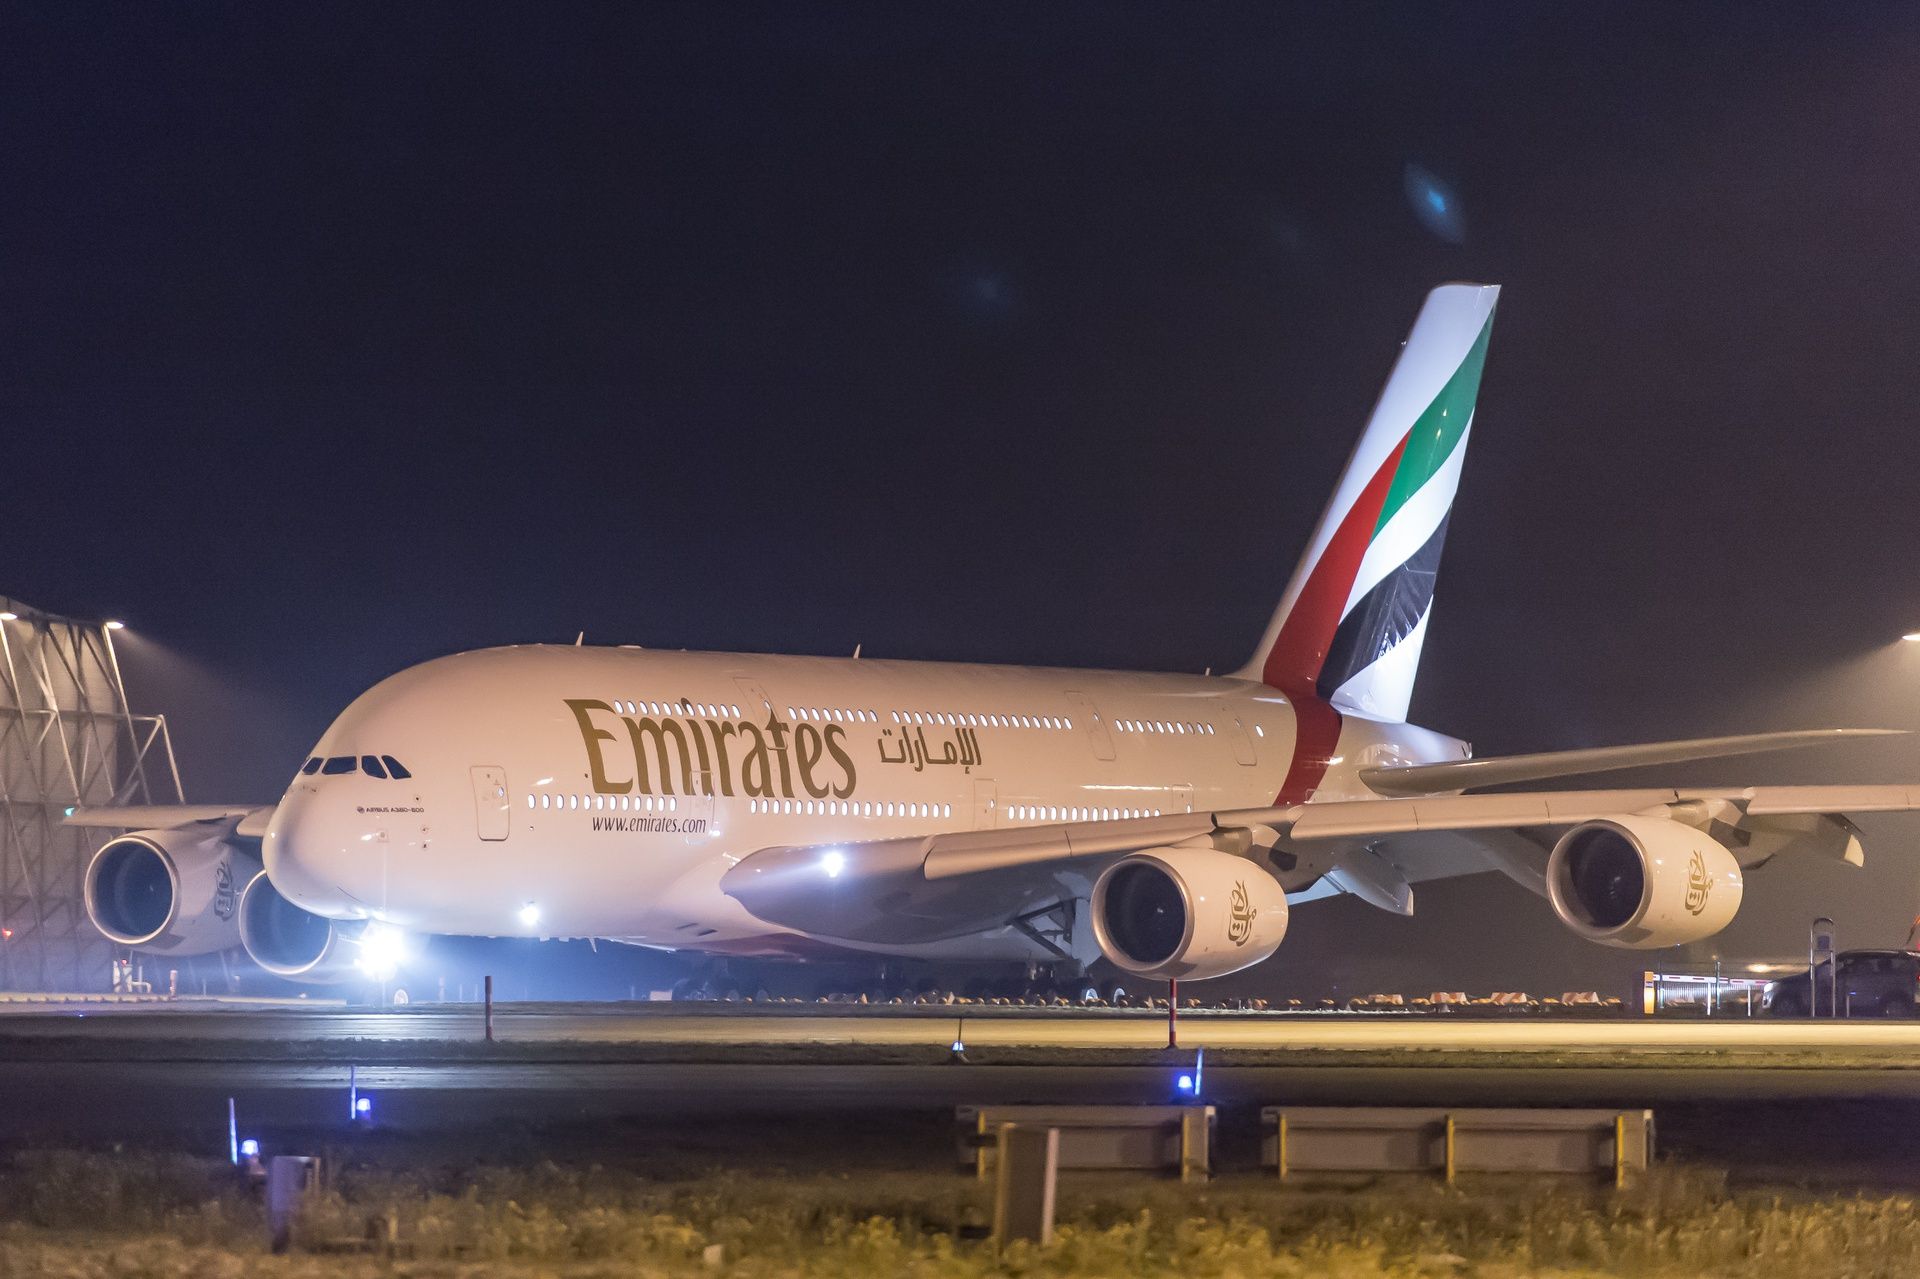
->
262, 785, 383, 917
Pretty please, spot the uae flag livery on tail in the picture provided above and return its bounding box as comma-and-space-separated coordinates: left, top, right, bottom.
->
1237, 284, 1498, 800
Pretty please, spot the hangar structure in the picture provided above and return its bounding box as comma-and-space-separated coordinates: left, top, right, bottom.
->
0, 599, 182, 991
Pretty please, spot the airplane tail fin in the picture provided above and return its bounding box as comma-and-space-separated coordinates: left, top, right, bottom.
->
1237, 283, 1498, 721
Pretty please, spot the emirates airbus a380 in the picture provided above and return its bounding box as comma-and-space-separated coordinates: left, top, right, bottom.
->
75, 284, 1915, 989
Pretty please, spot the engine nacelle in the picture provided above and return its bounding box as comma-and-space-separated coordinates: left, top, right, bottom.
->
84, 824, 259, 955
1091, 848, 1289, 980
237, 868, 345, 979
1547, 815, 1743, 949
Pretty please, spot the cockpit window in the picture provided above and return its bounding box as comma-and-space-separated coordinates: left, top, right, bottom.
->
321, 756, 357, 775
381, 755, 412, 780
361, 755, 388, 779
300, 757, 323, 776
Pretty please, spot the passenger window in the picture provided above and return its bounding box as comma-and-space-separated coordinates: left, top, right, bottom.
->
321, 756, 356, 775
362, 755, 388, 779
381, 756, 412, 779
301, 758, 322, 775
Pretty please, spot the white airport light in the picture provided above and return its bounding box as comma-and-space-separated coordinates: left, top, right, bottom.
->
355, 1096, 373, 1120
104, 620, 126, 630
1176, 1073, 1194, 1093
821, 849, 847, 879
518, 902, 541, 928
353, 922, 406, 981
239, 1138, 259, 1159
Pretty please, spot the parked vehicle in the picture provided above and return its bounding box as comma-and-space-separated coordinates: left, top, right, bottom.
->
1763, 949, 1920, 1017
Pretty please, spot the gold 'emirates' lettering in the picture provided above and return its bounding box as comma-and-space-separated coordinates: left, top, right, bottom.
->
565, 699, 856, 799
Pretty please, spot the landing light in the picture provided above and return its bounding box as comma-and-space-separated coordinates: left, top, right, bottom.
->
353, 922, 407, 981
518, 902, 541, 928
104, 620, 126, 631
1904, 632, 1920, 643
0, 612, 15, 621
821, 850, 847, 879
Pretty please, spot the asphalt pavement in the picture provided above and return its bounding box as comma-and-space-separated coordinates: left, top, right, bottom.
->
9, 1000, 1920, 1182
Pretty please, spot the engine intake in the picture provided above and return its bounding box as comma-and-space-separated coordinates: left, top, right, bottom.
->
1547, 814, 1742, 949
1092, 848, 1288, 981
237, 869, 343, 978
84, 825, 259, 954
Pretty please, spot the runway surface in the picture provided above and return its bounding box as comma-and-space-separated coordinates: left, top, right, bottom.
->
9, 1002, 1920, 1180
7, 1000, 1920, 1052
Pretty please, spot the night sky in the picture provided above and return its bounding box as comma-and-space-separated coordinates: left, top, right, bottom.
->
9, 4, 1920, 995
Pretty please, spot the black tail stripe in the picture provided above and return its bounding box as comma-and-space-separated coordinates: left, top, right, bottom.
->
1316, 513, 1451, 701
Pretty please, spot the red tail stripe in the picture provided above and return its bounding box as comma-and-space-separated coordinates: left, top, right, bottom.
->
1276, 695, 1343, 805
1260, 434, 1408, 693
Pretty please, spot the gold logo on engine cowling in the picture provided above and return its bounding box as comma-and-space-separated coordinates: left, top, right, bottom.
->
1684, 849, 1712, 916
1228, 880, 1256, 945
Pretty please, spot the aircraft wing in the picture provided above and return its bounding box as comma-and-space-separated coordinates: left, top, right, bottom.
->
63, 805, 274, 838
721, 784, 1920, 945
1360, 728, 1900, 796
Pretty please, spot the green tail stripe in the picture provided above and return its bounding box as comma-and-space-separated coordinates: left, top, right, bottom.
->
1372, 310, 1495, 536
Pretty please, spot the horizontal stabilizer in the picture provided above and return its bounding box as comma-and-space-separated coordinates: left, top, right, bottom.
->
1360, 729, 1900, 797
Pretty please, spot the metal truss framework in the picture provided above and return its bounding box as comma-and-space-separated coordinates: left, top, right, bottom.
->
0, 599, 183, 990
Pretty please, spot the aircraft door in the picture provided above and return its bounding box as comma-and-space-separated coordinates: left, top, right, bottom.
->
973, 779, 998, 830
1225, 714, 1258, 766
685, 770, 715, 845
471, 765, 510, 841
732, 676, 775, 726
1062, 691, 1116, 761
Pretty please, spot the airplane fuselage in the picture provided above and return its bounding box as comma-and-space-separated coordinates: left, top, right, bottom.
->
263, 645, 1467, 961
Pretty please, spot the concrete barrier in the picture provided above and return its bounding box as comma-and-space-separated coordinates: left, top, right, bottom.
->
960, 1104, 1212, 1183
991, 1124, 1058, 1248
1262, 1107, 1652, 1186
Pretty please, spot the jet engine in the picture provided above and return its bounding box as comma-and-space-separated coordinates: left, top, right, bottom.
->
84, 823, 259, 955
1091, 848, 1289, 980
1547, 814, 1742, 949
237, 868, 345, 978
